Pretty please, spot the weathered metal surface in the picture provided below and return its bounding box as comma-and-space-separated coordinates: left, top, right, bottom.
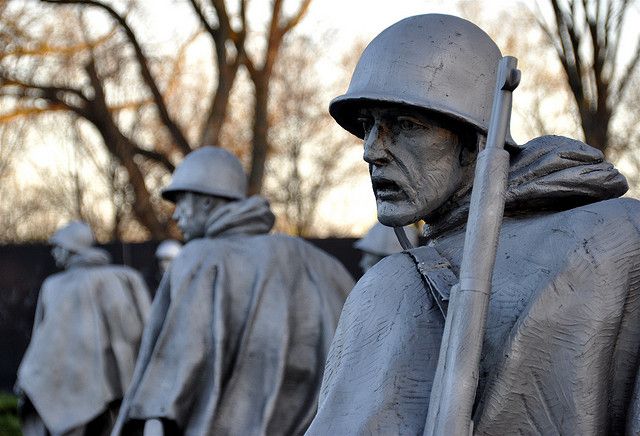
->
329, 14, 515, 146
15, 222, 151, 435
308, 12, 640, 436
162, 146, 247, 202
114, 150, 355, 435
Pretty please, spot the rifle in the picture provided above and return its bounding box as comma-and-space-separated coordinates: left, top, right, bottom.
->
422, 56, 520, 435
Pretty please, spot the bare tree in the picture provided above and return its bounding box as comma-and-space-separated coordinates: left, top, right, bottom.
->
241, 0, 313, 195
265, 35, 363, 236
188, 0, 316, 194
0, 0, 319, 241
0, 2, 185, 238
534, 0, 640, 153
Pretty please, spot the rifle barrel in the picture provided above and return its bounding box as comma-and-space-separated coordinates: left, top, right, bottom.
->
423, 56, 520, 435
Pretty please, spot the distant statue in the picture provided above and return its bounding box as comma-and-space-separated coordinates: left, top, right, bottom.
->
154, 240, 182, 275
113, 146, 354, 436
306, 14, 640, 435
355, 223, 418, 273
16, 221, 151, 436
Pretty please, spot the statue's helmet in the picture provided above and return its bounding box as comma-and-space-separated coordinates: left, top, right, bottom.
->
155, 239, 182, 261
162, 146, 247, 203
330, 14, 514, 145
354, 223, 419, 256
49, 220, 95, 253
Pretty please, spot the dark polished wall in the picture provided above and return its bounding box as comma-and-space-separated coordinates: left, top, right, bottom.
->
0, 238, 361, 392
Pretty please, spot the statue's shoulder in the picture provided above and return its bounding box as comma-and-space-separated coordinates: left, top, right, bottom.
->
496, 197, 640, 270
176, 234, 276, 268
502, 197, 640, 236
41, 271, 67, 292
350, 252, 422, 299
107, 263, 146, 281
556, 197, 640, 234
599, 196, 640, 215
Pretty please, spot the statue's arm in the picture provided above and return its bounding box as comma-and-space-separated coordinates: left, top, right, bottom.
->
112, 275, 172, 436
31, 281, 48, 332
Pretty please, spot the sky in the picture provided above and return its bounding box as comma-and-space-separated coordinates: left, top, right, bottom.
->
19, 0, 496, 237
10, 0, 639, 238
294, 0, 513, 235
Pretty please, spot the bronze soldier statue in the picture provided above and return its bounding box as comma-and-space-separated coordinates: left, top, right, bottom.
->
113, 146, 354, 436
16, 221, 151, 436
306, 14, 640, 435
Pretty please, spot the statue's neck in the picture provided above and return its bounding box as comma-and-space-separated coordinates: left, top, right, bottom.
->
422, 180, 473, 240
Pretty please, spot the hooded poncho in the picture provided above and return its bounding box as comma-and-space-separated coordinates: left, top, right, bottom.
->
114, 196, 354, 436
306, 136, 640, 435
16, 248, 151, 435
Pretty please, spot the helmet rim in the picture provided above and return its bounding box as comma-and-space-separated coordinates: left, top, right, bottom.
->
330, 13, 518, 148
162, 146, 247, 204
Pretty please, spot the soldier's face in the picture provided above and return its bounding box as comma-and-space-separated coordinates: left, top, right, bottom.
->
172, 192, 217, 242
51, 245, 71, 268
358, 107, 464, 226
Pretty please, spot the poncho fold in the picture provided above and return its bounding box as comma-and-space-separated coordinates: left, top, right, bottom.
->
16, 248, 151, 435
307, 136, 640, 435
114, 196, 354, 436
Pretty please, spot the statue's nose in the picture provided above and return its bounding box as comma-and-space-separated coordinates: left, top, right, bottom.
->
363, 123, 389, 165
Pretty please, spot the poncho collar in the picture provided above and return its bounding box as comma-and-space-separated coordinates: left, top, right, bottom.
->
425, 135, 628, 239
66, 247, 111, 269
204, 195, 275, 238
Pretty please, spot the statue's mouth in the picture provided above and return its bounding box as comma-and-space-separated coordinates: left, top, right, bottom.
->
372, 176, 405, 201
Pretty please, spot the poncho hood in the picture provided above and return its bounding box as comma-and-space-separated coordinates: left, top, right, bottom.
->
66, 247, 111, 269
205, 195, 275, 238
114, 228, 353, 436
427, 135, 628, 237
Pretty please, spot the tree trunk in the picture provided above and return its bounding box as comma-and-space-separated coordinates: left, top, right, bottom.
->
85, 60, 168, 238
582, 117, 609, 153
199, 63, 239, 146
248, 77, 270, 195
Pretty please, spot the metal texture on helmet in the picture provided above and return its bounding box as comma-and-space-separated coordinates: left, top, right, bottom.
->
355, 222, 419, 256
155, 239, 183, 260
162, 146, 247, 202
330, 14, 515, 145
49, 220, 95, 253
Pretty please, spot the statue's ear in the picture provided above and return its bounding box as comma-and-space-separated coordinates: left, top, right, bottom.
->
200, 196, 216, 212
460, 133, 482, 167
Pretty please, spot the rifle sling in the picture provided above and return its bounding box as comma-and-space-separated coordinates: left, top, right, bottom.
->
406, 246, 458, 318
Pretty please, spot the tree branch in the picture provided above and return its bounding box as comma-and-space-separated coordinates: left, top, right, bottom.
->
187, 0, 219, 40
132, 146, 175, 172
41, 0, 192, 155
281, 0, 312, 34
0, 105, 69, 123
1, 76, 89, 102
0, 74, 90, 118
550, 0, 586, 106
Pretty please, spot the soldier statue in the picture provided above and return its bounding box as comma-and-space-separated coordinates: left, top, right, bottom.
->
16, 221, 151, 436
113, 146, 354, 436
355, 223, 418, 273
306, 14, 640, 435
154, 240, 182, 275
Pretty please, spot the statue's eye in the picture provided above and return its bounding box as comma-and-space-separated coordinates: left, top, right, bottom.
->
357, 116, 373, 136
397, 116, 424, 131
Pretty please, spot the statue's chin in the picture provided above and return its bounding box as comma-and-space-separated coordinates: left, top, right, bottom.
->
376, 202, 420, 227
